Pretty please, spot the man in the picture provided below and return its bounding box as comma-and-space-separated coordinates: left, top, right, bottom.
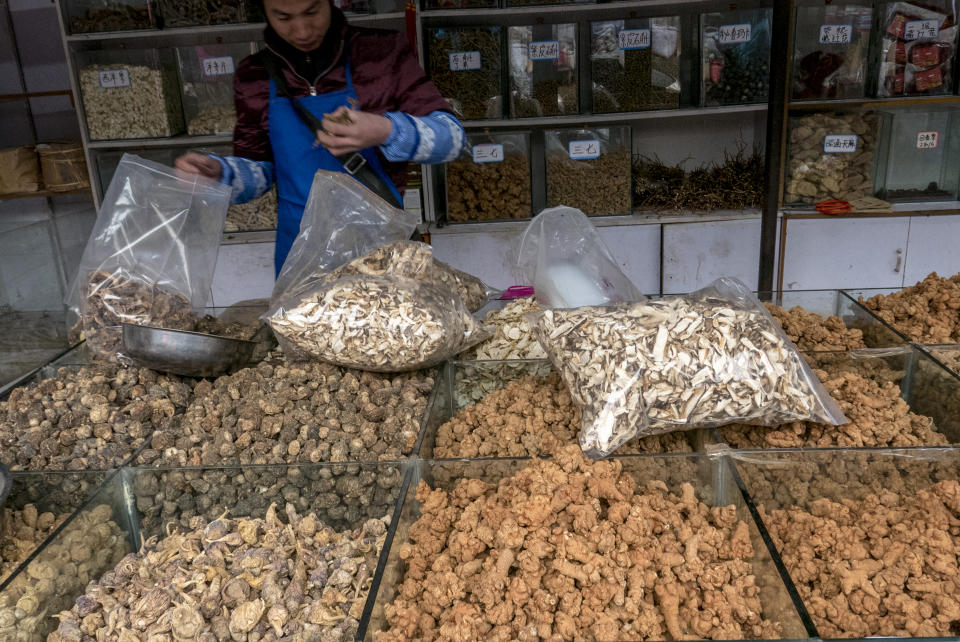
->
176, 0, 463, 274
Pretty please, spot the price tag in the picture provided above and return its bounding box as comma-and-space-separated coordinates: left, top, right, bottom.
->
819, 24, 853, 44
449, 51, 482, 71
823, 134, 858, 153
917, 131, 940, 149
97, 68, 131, 89
568, 140, 601, 160
718, 23, 752, 45
201, 56, 235, 77
618, 29, 651, 50
472, 143, 504, 163
905, 19, 940, 41
528, 40, 560, 61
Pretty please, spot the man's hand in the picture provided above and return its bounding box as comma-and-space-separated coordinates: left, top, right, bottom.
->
174, 152, 223, 180
315, 107, 393, 156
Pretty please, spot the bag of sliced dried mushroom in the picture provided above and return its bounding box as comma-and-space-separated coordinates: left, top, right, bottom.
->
532, 277, 847, 458
65, 154, 230, 360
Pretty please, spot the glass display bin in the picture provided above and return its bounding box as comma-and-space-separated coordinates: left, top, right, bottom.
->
875, 1, 958, 97
783, 110, 880, 206
701, 9, 772, 106
422, 0, 497, 9
591, 16, 681, 113
508, 23, 578, 117
207, 144, 279, 232
734, 448, 960, 639
506, 0, 593, 5
545, 125, 632, 216
427, 26, 504, 120
95, 148, 178, 200
333, 0, 371, 14
62, 0, 157, 35
791, 0, 872, 100
177, 43, 256, 137
925, 343, 960, 378
444, 131, 532, 223
364, 454, 810, 640
76, 49, 184, 141
0, 308, 73, 391
873, 107, 960, 201
157, 0, 245, 27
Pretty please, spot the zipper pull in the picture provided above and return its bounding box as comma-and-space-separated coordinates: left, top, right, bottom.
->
310, 86, 317, 96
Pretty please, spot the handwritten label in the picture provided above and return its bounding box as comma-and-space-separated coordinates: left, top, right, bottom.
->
905, 19, 939, 41
618, 29, 651, 50
97, 69, 130, 89
824, 134, 858, 153
529, 40, 560, 61
569, 140, 601, 160
819, 24, 852, 44
449, 51, 482, 71
472, 143, 504, 163
201, 56, 235, 76
718, 23, 752, 45
917, 131, 940, 149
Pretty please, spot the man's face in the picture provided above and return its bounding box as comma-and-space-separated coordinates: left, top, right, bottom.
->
264, 0, 332, 52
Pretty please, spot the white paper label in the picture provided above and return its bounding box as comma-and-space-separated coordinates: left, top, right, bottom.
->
824, 134, 858, 153
98, 68, 130, 89
201, 56, 235, 76
449, 51, 482, 71
528, 40, 560, 61
403, 187, 422, 213
917, 131, 940, 149
618, 29, 651, 50
718, 23, 752, 45
819, 24, 853, 44
472, 143, 504, 163
905, 19, 940, 41
568, 140, 601, 160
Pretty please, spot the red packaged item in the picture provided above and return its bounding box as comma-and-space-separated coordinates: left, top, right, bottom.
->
911, 43, 941, 67
915, 65, 944, 91
886, 67, 906, 94
887, 13, 909, 39
896, 40, 907, 63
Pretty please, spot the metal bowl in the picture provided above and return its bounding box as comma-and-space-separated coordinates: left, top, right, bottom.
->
121, 323, 257, 378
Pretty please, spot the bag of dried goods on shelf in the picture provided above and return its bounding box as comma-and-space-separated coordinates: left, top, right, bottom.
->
517, 206, 643, 308
0, 146, 42, 195
877, 2, 958, 97
65, 154, 230, 360
531, 277, 847, 458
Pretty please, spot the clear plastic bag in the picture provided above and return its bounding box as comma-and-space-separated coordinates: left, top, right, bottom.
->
877, 2, 958, 97
65, 154, 230, 360
516, 206, 643, 308
531, 277, 848, 458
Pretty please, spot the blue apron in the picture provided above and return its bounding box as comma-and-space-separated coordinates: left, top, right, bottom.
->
269, 54, 402, 275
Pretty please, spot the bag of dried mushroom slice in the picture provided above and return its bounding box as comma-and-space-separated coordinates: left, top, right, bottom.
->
65, 154, 229, 361
531, 277, 847, 458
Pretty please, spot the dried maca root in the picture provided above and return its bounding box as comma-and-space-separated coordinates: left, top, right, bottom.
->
378, 445, 781, 641
720, 370, 946, 449
138, 360, 433, 467
0, 364, 193, 471
861, 271, 960, 343
764, 302, 866, 351
0, 504, 68, 583
762, 481, 960, 637
48, 504, 389, 642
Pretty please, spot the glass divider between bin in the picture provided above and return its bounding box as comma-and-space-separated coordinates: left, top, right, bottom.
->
118, 466, 143, 554
837, 288, 915, 346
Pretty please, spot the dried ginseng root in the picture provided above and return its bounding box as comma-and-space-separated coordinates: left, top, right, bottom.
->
533, 278, 846, 457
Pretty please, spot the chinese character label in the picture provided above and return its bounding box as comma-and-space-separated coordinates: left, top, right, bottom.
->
718, 23, 752, 45
904, 19, 940, 41
618, 29, 651, 50
819, 24, 852, 44
449, 51, 482, 72
201, 56, 236, 77
917, 131, 940, 149
823, 134, 858, 153
569, 140, 601, 160
529, 40, 560, 61
472, 143, 504, 163
97, 68, 131, 89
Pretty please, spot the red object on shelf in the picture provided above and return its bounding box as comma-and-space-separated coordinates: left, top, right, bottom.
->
915, 65, 945, 91
816, 199, 851, 215
406, 1, 417, 52
501, 286, 535, 300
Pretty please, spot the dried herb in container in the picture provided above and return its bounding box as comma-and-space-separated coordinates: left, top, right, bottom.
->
545, 126, 632, 216
445, 131, 532, 222
428, 26, 503, 120
702, 9, 772, 106
792, 1, 872, 100
67, 0, 155, 34
509, 24, 578, 118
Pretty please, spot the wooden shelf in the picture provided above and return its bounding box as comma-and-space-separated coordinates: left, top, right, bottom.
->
782, 202, 960, 219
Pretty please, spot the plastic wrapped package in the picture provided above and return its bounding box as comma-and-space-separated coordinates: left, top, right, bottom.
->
423, 0, 496, 8
792, 0, 872, 100
36, 143, 89, 193
63, 0, 156, 34
65, 154, 230, 360
427, 27, 503, 120
875, 107, 960, 201
508, 23, 578, 117
784, 111, 879, 205
176, 43, 255, 136
876, 1, 958, 97
157, 0, 245, 26
445, 131, 532, 222
77, 49, 184, 141
701, 9, 772, 106
0, 146, 41, 195
591, 17, 681, 113
545, 126, 632, 216
532, 277, 847, 458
